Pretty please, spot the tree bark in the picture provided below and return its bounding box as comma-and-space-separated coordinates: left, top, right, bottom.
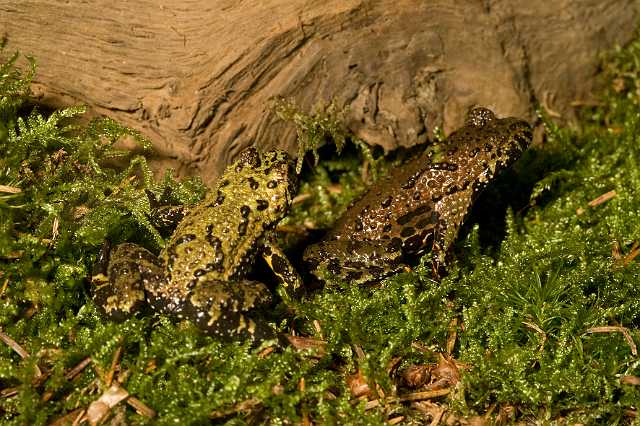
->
1, 1, 636, 184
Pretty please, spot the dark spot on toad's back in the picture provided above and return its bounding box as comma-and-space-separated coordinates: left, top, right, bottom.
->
388, 237, 403, 252
238, 221, 248, 236
401, 175, 418, 189
397, 205, 432, 226
415, 217, 433, 229
248, 177, 259, 190
400, 227, 415, 237
173, 234, 196, 246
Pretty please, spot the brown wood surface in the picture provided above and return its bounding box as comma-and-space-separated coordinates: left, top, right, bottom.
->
0, 1, 636, 183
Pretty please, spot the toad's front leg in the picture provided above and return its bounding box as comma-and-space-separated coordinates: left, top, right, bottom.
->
261, 239, 303, 302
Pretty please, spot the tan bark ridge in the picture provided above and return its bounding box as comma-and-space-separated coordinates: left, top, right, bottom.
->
0, 0, 636, 184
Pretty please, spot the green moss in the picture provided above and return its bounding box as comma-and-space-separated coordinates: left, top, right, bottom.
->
274, 97, 350, 175
3, 33, 640, 424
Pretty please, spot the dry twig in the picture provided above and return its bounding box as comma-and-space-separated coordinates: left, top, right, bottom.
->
127, 396, 157, 418
105, 345, 123, 387
621, 375, 640, 385
285, 335, 327, 355
0, 184, 21, 193
576, 190, 617, 215
523, 321, 547, 353
65, 357, 92, 381
0, 328, 42, 377
399, 388, 450, 402
584, 326, 637, 356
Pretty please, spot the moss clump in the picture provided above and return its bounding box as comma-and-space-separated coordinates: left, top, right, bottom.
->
2, 34, 640, 425
274, 97, 351, 175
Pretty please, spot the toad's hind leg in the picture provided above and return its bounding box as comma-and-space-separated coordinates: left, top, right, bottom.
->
92, 242, 164, 321
183, 279, 274, 341
303, 239, 406, 285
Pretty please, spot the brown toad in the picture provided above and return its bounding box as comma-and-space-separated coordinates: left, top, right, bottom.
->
303, 107, 532, 283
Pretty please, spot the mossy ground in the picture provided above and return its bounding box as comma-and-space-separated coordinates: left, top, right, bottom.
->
1, 35, 640, 425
